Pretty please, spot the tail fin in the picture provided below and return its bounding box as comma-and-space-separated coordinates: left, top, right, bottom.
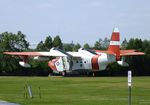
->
108, 28, 120, 60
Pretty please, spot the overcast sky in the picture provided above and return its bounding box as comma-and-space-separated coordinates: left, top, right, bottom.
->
0, 0, 150, 46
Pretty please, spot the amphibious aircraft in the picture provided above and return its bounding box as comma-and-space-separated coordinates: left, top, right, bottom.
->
3, 28, 145, 75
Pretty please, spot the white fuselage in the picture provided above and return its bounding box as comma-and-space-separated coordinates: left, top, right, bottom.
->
48, 49, 116, 72
71, 53, 116, 71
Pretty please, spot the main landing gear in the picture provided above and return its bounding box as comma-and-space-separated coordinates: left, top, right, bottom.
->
62, 70, 67, 77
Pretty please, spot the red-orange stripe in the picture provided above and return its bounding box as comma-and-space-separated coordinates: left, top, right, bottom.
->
48, 61, 57, 71
91, 55, 99, 71
111, 32, 120, 41
108, 45, 120, 60
48, 57, 60, 71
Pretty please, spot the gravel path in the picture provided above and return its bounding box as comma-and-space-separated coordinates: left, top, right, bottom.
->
0, 101, 20, 105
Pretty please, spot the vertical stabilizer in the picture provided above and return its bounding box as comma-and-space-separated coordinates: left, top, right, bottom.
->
108, 27, 120, 60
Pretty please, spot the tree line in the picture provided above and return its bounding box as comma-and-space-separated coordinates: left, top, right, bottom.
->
0, 31, 150, 76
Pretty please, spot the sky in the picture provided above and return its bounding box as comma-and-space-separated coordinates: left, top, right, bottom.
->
0, 0, 150, 46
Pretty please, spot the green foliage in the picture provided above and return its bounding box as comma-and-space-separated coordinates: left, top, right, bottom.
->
36, 36, 53, 51
34, 36, 54, 74
63, 43, 74, 51
0, 55, 20, 75
93, 38, 110, 50
16, 31, 29, 51
0, 31, 29, 51
53, 35, 63, 49
123, 38, 150, 76
142, 40, 150, 54
0, 31, 29, 75
36, 41, 46, 51
121, 38, 128, 50
94, 41, 102, 50
29, 59, 50, 76
102, 37, 110, 49
126, 38, 143, 51
83, 43, 90, 49
106, 62, 128, 76
44, 36, 53, 51
73, 43, 81, 51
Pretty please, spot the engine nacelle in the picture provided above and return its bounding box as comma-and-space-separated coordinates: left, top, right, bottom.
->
19, 61, 31, 68
117, 61, 129, 67
33, 56, 49, 61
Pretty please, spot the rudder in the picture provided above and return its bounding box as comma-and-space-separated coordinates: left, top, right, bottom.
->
108, 28, 120, 60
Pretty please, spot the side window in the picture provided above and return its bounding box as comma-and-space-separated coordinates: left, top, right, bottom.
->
80, 60, 82, 63
80, 64, 82, 67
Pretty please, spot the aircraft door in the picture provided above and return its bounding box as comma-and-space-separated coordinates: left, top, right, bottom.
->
48, 57, 64, 72
62, 57, 72, 71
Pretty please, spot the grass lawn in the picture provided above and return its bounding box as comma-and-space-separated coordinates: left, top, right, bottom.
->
0, 76, 149, 105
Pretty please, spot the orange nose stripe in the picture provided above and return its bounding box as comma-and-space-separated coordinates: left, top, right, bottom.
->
48, 61, 57, 71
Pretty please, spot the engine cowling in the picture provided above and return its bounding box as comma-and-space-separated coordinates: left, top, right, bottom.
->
33, 56, 49, 61
117, 61, 129, 67
19, 61, 31, 68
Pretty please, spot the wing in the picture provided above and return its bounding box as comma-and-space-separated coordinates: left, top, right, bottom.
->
3, 48, 70, 57
120, 50, 145, 56
2, 48, 78, 68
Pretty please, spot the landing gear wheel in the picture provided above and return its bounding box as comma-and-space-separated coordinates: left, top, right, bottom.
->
92, 72, 95, 77
62, 71, 67, 77
86, 72, 89, 76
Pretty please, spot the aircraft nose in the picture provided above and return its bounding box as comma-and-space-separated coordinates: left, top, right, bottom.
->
48, 61, 57, 71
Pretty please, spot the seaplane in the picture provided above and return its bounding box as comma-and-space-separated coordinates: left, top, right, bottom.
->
3, 28, 145, 76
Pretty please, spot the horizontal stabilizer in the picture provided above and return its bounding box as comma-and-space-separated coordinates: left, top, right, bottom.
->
94, 50, 115, 55
94, 49, 145, 56
120, 50, 145, 56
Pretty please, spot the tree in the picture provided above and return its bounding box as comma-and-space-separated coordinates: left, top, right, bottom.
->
36, 35, 53, 51
0, 31, 29, 75
63, 44, 73, 51
126, 38, 143, 51
36, 41, 46, 51
121, 38, 128, 49
83, 43, 90, 49
142, 40, 150, 53
0, 31, 29, 52
34, 36, 54, 75
16, 31, 29, 51
94, 41, 102, 50
53, 35, 63, 49
125, 38, 150, 76
73, 43, 81, 51
102, 37, 110, 49
44, 36, 53, 51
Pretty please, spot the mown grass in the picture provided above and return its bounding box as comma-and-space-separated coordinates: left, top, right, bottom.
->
0, 76, 149, 105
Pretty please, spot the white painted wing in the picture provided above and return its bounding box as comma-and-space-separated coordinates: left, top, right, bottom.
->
3, 51, 67, 57
3, 48, 68, 57
3, 48, 83, 58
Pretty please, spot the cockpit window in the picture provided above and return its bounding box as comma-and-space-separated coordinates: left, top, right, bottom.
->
86, 49, 97, 55
54, 48, 71, 56
80, 48, 97, 55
